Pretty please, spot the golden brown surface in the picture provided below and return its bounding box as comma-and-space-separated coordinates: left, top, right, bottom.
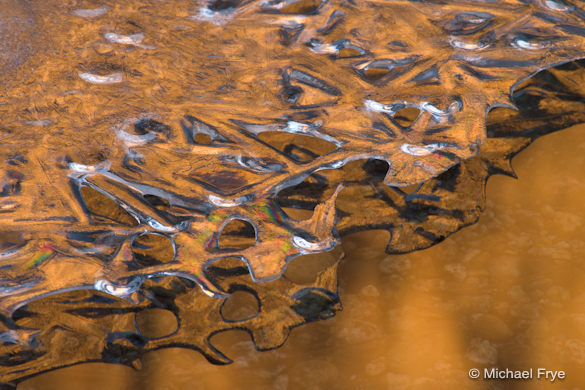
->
2, 0, 585, 387
4, 0, 585, 312
18, 124, 585, 389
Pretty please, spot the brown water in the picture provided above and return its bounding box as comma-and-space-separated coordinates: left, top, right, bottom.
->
18, 124, 585, 389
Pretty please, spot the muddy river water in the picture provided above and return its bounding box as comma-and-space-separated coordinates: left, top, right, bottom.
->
19, 124, 585, 390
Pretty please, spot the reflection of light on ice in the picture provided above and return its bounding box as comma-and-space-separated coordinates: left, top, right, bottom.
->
401, 143, 447, 156
293, 235, 334, 252
71, 7, 108, 18
104, 32, 144, 46
94, 279, 142, 303
78, 72, 123, 84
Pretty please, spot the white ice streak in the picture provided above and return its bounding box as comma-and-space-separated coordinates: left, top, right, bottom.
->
72, 7, 108, 18
104, 32, 154, 49
400, 143, 450, 156
78, 72, 123, 84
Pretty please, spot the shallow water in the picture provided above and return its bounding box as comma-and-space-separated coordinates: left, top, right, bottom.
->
19, 123, 585, 389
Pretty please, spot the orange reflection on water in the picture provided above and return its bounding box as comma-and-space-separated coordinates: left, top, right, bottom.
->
20, 124, 585, 389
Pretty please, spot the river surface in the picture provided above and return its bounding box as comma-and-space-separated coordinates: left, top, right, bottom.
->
19, 124, 585, 390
